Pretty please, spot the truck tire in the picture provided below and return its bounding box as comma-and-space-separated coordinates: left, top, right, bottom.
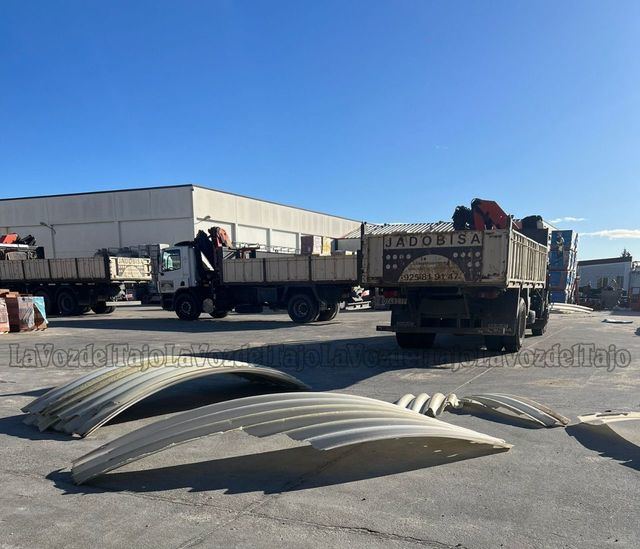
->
317, 302, 340, 322
531, 319, 547, 336
503, 299, 526, 352
287, 293, 319, 323
56, 289, 80, 316
34, 288, 57, 316
396, 332, 436, 349
91, 302, 116, 315
174, 292, 202, 321
210, 310, 229, 319
484, 336, 504, 352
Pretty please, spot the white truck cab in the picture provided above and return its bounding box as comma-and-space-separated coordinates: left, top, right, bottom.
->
159, 247, 199, 294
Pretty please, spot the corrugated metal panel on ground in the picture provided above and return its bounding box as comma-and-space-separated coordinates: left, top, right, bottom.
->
71, 391, 511, 484
23, 358, 309, 437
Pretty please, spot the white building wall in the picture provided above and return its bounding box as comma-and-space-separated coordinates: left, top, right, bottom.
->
192, 186, 359, 252
0, 184, 360, 258
577, 260, 633, 290
0, 186, 194, 257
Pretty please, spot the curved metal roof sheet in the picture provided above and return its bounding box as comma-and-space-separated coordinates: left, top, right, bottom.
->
340, 221, 454, 239
71, 391, 511, 484
23, 358, 308, 437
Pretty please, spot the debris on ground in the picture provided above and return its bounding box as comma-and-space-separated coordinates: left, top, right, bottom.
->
395, 391, 569, 427
602, 318, 634, 324
22, 358, 308, 437
71, 391, 512, 484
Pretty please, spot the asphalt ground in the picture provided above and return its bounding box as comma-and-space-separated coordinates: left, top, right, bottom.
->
1, 306, 639, 548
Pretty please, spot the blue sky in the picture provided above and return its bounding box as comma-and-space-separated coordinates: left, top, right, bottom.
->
1, 1, 638, 259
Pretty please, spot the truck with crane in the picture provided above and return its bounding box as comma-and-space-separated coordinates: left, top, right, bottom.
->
159, 199, 550, 352
159, 228, 357, 323
362, 199, 550, 351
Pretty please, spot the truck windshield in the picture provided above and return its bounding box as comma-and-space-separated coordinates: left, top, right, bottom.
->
162, 249, 181, 271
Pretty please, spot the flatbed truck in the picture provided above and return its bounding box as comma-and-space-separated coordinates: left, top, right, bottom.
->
159, 228, 358, 323
0, 251, 152, 316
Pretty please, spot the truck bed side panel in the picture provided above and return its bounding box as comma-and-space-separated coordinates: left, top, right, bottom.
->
221, 255, 358, 284
23, 259, 51, 280
506, 231, 548, 285
0, 261, 24, 281
265, 257, 309, 282
0, 257, 152, 283
363, 228, 546, 288
50, 259, 78, 280
311, 255, 358, 282
79, 258, 107, 280
223, 258, 265, 283
107, 257, 153, 281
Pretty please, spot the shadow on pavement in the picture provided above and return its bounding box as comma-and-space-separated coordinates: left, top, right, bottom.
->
49, 437, 509, 495
449, 406, 544, 429
566, 423, 640, 471
193, 335, 505, 391
0, 387, 52, 398
0, 413, 77, 442
111, 378, 302, 424
49, 317, 300, 333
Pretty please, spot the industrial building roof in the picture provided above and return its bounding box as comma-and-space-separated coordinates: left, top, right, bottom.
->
577, 256, 633, 267
341, 221, 454, 239
0, 183, 360, 223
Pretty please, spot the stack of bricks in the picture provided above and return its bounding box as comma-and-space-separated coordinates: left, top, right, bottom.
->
0, 290, 47, 333
0, 295, 9, 333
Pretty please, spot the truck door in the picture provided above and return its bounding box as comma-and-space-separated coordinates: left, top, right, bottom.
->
159, 247, 194, 293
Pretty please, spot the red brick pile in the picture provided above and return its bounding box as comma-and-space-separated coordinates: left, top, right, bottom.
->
0, 290, 48, 333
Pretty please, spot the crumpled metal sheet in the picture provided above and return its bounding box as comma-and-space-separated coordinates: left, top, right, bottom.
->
395, 391, 568, 428
577, 411, 640, 425
395, 392, 462, 417
71, 391, 511, 484
460, 393, 570, 427
22, 358, 309, 437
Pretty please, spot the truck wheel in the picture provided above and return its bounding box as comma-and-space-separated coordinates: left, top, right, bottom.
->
484, 336, 504, 352
34, 288, 57, 316
317, 302, 340, 322
210, 310, 229, 319
56, 289, 80, 316
91, 302, 116, 314
396, 332, 435, 349
287, 293, 319, 323
175, 293, 202, 320
531, 319, 547, 336
504, 299, 526, 352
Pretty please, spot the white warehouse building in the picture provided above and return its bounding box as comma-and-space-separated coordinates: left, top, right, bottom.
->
0, 184, 360, 258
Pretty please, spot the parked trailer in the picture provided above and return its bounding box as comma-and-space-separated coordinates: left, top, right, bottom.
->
362, 221, 549, 351
0, 255, 152, 316
159, 229, 359, 323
